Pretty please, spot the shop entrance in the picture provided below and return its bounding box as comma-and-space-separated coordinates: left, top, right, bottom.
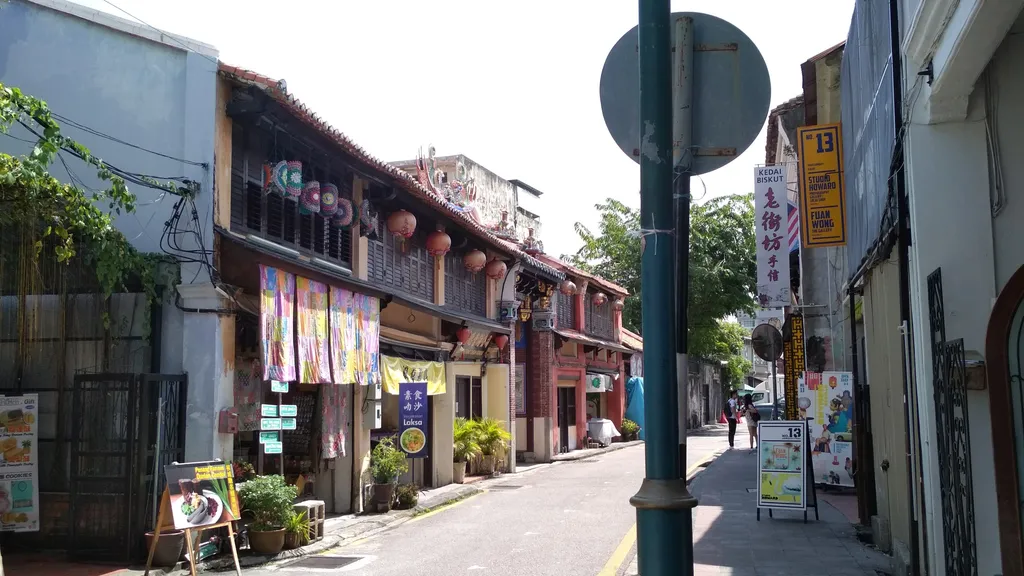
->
455, 376, 482, 420
556, 386, 575, 452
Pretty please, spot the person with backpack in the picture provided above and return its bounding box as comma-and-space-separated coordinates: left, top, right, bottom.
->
725, 390, 739, 448
741, 393, 760, 450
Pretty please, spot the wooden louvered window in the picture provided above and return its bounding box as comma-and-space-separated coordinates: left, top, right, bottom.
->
585, 293, 614, 340
366, 227, 434, 301
557, 291, 576, 330
228, 123, 352, 268
444, 251, 486, 317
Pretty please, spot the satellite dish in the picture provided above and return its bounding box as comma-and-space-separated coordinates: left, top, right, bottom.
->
752, 323, 783, 362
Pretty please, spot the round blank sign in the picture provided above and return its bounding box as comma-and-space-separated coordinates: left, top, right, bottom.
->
599, 12, 771, 175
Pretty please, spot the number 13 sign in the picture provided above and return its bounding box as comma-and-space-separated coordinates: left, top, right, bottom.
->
797, 123, 847, 248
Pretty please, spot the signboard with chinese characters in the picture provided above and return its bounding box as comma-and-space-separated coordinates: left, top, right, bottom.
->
784, 314, 806, 420
398, 382, 428, 458
0, 395, 39, 532
757, 420, 807, 510
797, 123, 847, 247
799, 371, 854, 487
754, 166, 792, 307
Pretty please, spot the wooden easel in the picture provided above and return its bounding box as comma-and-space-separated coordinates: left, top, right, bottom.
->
144, 486, 242, 576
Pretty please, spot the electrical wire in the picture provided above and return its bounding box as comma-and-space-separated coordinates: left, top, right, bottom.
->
50, 112, 208, 168
100, 0, 221, 68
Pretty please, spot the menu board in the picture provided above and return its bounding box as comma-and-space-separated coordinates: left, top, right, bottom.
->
164, 461, 241, 530
0, 394, 39, 532
756, 420, 807, 511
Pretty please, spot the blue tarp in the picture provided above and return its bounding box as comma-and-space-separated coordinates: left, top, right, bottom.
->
625, 377, 646, 441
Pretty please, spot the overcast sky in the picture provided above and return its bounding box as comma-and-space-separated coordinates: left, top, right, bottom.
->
78, 0, 855, 258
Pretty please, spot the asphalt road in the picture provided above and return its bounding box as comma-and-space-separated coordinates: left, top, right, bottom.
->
254, 432, 729, 576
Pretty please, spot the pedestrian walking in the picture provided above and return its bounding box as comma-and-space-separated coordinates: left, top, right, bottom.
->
741, 393, 760, 450
725, 390, 738, 448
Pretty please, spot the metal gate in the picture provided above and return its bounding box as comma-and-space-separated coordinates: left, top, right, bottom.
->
68, 373, 187, 562
927, 269, 978, 576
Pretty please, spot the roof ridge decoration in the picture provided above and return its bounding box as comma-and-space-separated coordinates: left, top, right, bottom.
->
415, 145, 485, 224
218, 62, 564, 281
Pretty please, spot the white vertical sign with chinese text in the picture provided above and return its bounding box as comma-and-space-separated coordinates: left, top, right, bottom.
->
754, 166, 792, 308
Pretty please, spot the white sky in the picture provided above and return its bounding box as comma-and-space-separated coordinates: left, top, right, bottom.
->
78, 0, 855, 258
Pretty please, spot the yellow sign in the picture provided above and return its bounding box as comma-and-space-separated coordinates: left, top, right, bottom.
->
797, 123, 847, 247
381, 355, 446, 395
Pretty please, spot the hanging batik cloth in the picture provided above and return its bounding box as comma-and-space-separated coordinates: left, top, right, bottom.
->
260, 265, 296, 381
234, 358, 262, 432
320, 384, 347, 459
329, 287, 381, 385
297, 277, 332, 384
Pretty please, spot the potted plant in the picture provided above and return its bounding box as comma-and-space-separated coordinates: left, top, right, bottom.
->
453, 417, 481, 484
143, 529, 184, 567
238, 475, 297, 555
621, 418, 640, 441
370, 437, 408, 512
394, 484, 419, 510
282, 510, 310, 550
476, 417, 512, 475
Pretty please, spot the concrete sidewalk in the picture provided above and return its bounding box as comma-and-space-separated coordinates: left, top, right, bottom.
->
626, 448, 890, 576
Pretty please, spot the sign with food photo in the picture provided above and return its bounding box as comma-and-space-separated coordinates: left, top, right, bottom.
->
0, 394, 39, 533
164, 461, 241, 530
398, 382, 428, 458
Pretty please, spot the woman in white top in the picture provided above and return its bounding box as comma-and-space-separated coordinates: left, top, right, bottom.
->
741, 394, 759, 450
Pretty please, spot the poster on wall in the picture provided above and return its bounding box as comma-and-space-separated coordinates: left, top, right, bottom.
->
757, 420, 807, 510
799, 371, 855, 487
0, 394, 39, 532
398, 382, 428, 458
754, 166, 792, 308
164, 461, 241, 530
514, 364, 526, 415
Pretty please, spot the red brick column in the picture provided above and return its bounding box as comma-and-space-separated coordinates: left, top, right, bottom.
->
608, 362, 627, 432
528, 329, 556, 422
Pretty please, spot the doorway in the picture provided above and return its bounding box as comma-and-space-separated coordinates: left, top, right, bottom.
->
455, 376, 482, 420
557, 386, 576, 452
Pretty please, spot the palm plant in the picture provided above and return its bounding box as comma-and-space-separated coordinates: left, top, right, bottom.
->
476, 417, 512, 457
453, 417, 481, 463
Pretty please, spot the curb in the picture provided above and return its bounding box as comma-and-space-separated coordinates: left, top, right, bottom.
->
179, 484, 485, 573
551, 440, 645, 463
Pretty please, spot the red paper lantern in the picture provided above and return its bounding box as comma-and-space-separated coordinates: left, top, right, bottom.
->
485, 258, 507, 280
612, 298, 625, 311
464, 249, 487, 273
456, 325, 472, 344
494, 334, 509, 350
387, 209, 417, 240
559, 280, 577, 296
426, 230, 452, 257
592, 292, 608, 306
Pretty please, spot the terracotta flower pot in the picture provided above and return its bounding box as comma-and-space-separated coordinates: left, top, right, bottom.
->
144, 530, 184, 567
283, 531, 309, 550
453, 461, 467, 484
248, 528, 286, 555
371, 483, 395, 512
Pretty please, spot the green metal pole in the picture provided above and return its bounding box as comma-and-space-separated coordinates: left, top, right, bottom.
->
630, 2, 697, 575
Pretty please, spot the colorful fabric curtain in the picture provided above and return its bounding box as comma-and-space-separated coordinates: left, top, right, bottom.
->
296, 277, 332, 384
260, 265, 296, 382
320, 384, 347, 459
381, 355, 446, 395
329, 287, 381, 385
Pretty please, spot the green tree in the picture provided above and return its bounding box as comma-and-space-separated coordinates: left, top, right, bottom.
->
0, 83, 154, 296
565, 194, 757, 362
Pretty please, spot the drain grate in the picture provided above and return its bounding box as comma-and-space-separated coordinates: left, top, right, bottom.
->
488, 484, 524, 490
285, 555, 361, 569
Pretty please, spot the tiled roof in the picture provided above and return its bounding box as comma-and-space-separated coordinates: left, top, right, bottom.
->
218, 63, 563, 282
765, 95, 804, 165
553, 329, 631, 353
621, 328, 643, 352
536, 254, 629, 296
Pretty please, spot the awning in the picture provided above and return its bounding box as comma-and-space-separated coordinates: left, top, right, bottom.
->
553, 328, 632, 353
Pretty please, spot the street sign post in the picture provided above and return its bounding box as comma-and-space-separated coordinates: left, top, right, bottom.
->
601, 8, 771, 576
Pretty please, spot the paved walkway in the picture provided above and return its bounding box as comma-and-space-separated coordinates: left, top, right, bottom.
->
626, 447, 890, 576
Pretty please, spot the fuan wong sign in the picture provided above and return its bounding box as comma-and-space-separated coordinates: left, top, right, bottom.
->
796, 123, 847, 247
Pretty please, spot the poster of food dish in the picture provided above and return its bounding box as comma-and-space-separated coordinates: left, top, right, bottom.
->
756, 420, 807, 510
164, 461, 241, 530
398, 382, 428, 458
799, 371, 855, 487
0, 394, 39, 532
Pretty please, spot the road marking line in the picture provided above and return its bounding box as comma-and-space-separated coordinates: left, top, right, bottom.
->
597, 524, 636, 576
596, 450, 722, 575
406, 490, 482, 524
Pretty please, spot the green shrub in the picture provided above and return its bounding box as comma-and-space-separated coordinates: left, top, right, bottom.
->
394, 483, 419, 510
453, 417, 481, 463
371, 436, 409, 484
621, 419, 640, 440
238, 475, 297, 531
